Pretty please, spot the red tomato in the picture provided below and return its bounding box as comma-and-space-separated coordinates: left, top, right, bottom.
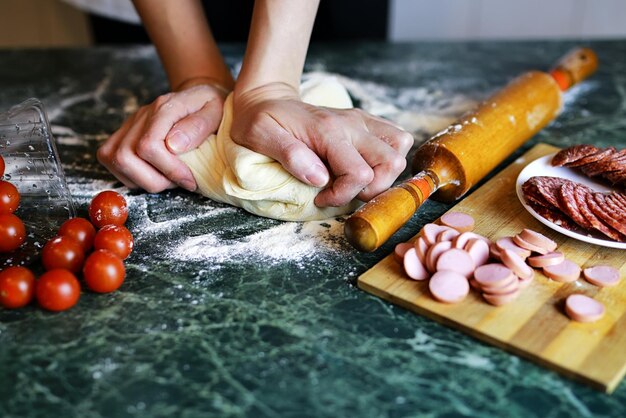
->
0, 266, 36, 309
0, 214, 26, 252
36, 269, 80, 311
41, 236, 85, 273
93, 225, 134, 260
88, 191, 129, 228
0, 155, 4, 177
58, 217, 96, 251
0, 180, 19, 214
83, 249, 125, 293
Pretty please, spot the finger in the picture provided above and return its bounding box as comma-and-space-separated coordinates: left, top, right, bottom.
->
235, 111, 330, 188
354, 134, 407, 201
314, 140, 374, 207
363, 115, 414, 156
106, 112, 176, 193
166, 99, 223, 154
143, 88, 224, 151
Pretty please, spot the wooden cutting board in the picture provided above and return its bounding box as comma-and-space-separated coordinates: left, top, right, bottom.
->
358, 143, 626, 393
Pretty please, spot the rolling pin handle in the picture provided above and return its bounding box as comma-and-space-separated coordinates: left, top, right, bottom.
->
345, 171, 437, 252
550, 47, 598, 91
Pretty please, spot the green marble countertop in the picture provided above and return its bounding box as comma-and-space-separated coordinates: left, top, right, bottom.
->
0, 40, 625, 417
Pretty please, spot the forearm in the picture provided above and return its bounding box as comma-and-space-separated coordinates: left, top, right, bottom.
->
236, 0, 320, 94
132, 0, 234, 91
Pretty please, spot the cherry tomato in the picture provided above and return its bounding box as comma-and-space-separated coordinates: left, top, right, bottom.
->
0, 266, 36, 309
0, 155, 4, 177
88, 191, 129, 228
36, 269, 80, 311
0, 214, 26, 252
41, 236, 85, 273
83, 249, 125, 293
93, 225, 134, 260
0, 180, 19, 214
58, 217, 96, 251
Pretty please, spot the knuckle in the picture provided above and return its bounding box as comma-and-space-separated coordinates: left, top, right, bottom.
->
389, 154, 407, 173
396, 131, 414, 151
136, 137, 160, 160
353, 165, 375, 185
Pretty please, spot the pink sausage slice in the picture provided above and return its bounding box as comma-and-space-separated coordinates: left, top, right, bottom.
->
495, 237, 531, 259
565, 294, 605, 322
453, 232, 491, 250
422, 223, 453, 245
519, 229, 557, 252
483, 288, 520, 306
440, 211, 475, 233
464, 238, 490, 267
512, 234, 549, 255
437, 228, 461, 242
481, 276, 520, 295
473, 263, 515, 288
500, 249, 534, 280
583, 265, 621, 287
543, 260, 581, 283
429, 271, 470, 303
425, 241, 453, 273
489, 244, 501, 261
435, 248, 475, 278
415, 237, 430, 264
527, 252, 565, 268
394, 242, 414, 263
403, 248, 430, 281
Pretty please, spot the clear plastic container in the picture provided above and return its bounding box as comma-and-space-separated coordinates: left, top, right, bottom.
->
0, 98, 76, 267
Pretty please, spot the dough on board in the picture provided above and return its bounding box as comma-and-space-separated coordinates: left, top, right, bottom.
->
179, 74, 361, 221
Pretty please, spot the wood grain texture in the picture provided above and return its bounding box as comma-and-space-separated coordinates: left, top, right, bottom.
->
358, 143, 626, 393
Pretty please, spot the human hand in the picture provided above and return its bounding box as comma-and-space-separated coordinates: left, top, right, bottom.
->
231, 82, 413, 207
97, 81, 228, 193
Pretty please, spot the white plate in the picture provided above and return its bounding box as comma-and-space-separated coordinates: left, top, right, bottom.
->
515, 152, 626, 249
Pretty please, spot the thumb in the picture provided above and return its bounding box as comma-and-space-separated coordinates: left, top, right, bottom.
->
166, 99, 223, 154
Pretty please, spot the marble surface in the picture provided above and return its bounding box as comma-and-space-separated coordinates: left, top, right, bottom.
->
0, 40, 625, 417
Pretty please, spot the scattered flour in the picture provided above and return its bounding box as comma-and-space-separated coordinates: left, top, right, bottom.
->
172, 220, 348, 265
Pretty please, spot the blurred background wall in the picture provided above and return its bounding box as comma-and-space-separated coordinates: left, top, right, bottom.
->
0, 0, 624, 48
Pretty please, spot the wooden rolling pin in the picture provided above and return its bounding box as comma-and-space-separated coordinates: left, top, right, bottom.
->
345, 47, 598, 252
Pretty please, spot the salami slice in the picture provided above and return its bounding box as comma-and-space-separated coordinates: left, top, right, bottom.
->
535, 176, 567, 208
522, 179, 550, 207
591, 193, 626, 235
528, 202, 579, 232
566, 148, 615, 168
603, 169, 626, 186
552, 144, 599, 167
558, 182, 593, 229
607, 194, 626, 212
576, 185, 626, 241
580, 150, 626, 176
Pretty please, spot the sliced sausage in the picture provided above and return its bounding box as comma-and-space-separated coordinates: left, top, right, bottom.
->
512, 235, 549, 255
453, 232, 491, 249
440, 211, 475, 233
473, 263, 515, 289
518, 229, 557, 252
464, 238, 490, 267
527, 252, 565, 268
542, 260, 581, 283
552, 144, 599, 167
415, 236, 430, 264
403, 248, 429, 281
435, 248, 475, 278
481, 276, 520, 295
421, 223, 453, 245
483, 288, 521, 306
437, 228, 461, 243
517, 271, 535, 289
394, 242, 414, 263
500, 249, 534, 280
565, 294, 605, 323
426, 241, 453, 273
495, 237, 531, 260
429, 271, 470, 304
583, 265, 621, 287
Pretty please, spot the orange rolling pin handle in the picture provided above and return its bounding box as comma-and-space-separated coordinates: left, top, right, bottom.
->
549, 47, 599, 91
344, 172, 437, 252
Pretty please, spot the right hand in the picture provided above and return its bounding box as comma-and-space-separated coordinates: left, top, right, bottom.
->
97, 82, 228, 193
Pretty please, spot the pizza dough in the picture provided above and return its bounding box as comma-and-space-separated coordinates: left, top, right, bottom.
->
179, 75, 361, 221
